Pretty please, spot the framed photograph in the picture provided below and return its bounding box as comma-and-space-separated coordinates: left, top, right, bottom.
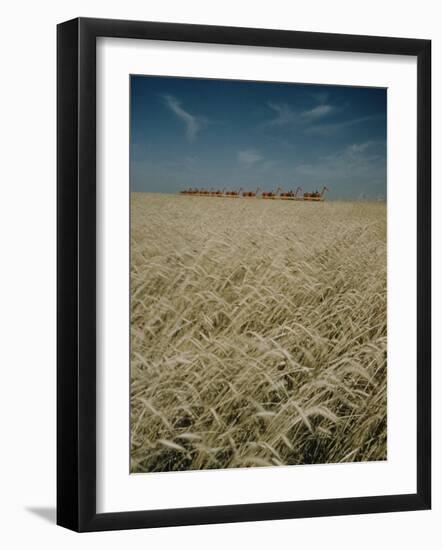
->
57, 17, 431, 532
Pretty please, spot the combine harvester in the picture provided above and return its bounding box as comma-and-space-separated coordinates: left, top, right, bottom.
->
278, 187, 303, 200
302, 186, 329, 202
225, 187, 242, 198
242, 187, 260, 198
262, 187, 282, 199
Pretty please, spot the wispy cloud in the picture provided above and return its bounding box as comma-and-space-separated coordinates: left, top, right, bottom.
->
238, 149, 263, 164
162, 94, 205, 141
265, 100, 336, 127
301, 104, 335, 120
347, 141, 376, 154
305, 114, 385, 136
264, 102, 297, 127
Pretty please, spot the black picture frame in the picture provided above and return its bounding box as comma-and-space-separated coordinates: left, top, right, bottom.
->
57, 17, 431, 532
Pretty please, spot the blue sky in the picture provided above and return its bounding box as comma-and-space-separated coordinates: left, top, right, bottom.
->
130, 76, 386, 200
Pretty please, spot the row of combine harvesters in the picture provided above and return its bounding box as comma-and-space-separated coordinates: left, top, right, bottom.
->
179, 186, 329, 201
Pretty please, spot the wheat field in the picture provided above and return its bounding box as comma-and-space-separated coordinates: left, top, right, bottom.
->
130, 192, 387, 473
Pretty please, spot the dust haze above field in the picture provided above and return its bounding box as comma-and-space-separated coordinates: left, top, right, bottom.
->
130, 76, 387, 200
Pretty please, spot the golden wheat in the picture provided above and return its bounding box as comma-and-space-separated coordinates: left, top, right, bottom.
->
130, 192, 387, 473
